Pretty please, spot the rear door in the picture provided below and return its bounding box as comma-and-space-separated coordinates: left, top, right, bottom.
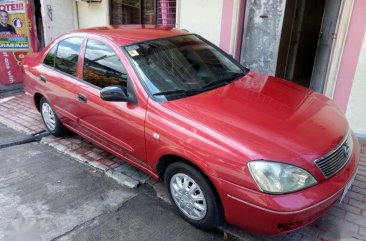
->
34, 36, 85, 129
73, 37, 147, 169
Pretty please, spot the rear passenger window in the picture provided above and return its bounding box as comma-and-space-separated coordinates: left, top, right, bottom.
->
43, 45, 57, 67
54, 37, 83, 77
83, 39, 128, 89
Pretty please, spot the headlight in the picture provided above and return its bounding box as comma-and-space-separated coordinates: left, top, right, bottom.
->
248, 161, 317, 194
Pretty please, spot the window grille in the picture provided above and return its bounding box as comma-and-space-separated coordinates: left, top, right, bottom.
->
110, 0, 176, 27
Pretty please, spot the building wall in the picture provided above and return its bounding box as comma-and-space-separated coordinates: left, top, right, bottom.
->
77, 1, 109, 29
40, 0, 77, 44
177, 0, 223, 46
346, 32, 366, 138
333, 0, 366, 112
219, 0, 245, 57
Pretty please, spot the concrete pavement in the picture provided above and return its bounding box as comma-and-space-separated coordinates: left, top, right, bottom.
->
0, 122, 227, 241
0, 93, 366, 241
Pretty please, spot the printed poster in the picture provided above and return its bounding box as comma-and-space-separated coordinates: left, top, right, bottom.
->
0, 0, 38, 85
0, 1, 29, 51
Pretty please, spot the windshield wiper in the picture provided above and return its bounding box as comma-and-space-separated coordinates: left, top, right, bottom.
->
153, 72, 245, 97
153, 88, 203, 96
91, 54, 116, 62
201, 72, 245, 90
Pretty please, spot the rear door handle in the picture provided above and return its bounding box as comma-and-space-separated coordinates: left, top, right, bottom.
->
77, 93, 87, 103
40, 76, 47, 83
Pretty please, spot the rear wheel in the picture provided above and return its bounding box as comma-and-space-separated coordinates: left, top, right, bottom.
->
39, 97, 67, 137
164, 162, 221, 229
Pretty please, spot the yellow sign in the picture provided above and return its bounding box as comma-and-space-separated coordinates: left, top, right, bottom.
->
0, 1, 29, 51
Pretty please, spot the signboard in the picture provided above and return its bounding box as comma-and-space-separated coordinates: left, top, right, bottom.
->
0, 0, 38, 85
0, 1, 29, 51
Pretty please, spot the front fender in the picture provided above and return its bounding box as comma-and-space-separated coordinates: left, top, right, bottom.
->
144, 98, 259, 191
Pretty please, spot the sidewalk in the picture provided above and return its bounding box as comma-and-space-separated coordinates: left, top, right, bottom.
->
1, 93, 366, 241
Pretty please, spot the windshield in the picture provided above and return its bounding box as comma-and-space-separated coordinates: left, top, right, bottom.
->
124, 34, 248, 101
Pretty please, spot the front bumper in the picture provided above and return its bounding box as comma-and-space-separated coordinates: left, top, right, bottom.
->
211, 136, 360, 235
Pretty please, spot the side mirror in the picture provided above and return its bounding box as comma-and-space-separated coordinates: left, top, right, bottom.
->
100, 86, 129, 102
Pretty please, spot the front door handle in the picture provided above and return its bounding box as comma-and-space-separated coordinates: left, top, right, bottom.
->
40, 75, 47, 83
77, 93, 87, 103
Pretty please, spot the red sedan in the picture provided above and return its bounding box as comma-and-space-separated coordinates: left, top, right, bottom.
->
22, 26, 360, 235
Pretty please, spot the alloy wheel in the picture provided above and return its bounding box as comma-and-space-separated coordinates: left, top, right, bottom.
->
41, 102, 56, 131
170, 173, 207, 220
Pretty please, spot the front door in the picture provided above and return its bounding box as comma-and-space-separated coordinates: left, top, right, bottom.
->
74, 38, 147, 169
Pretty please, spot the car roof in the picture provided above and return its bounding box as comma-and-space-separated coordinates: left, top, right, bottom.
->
74, 25, 190, 46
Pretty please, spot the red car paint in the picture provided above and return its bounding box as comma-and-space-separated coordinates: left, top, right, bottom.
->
22, 26, 360, 235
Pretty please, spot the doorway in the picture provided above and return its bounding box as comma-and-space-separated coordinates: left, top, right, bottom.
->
276, 0, 342, 92
33, 0, 44, 50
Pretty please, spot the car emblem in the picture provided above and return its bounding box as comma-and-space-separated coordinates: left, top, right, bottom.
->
342, 144, 350, 158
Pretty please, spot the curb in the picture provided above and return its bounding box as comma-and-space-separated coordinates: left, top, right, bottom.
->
40, 136, 148, 188
105, 169, 139, 188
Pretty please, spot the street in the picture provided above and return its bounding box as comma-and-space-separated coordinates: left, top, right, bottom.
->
0, 122, 227, 241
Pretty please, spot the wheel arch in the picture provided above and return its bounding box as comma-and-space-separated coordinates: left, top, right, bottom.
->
33, 92, 44, 112
157, 154, 224, 218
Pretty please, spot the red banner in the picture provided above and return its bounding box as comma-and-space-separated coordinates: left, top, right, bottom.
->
0, 0, 38, 85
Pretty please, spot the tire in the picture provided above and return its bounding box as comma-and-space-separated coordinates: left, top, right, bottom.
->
164, 162, 221, 229
39, 97, 67, 137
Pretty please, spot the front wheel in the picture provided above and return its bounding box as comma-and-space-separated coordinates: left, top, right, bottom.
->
39, 97, 67, 137
164, 162, 221, 229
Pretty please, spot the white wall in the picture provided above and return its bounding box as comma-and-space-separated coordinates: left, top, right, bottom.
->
40, 0, 77, 44
177, 0, 223, 46
77, 0, 109, 28
346, 32, 366, 138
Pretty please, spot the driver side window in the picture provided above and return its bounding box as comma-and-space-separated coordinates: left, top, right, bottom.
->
83, 39, 128, 89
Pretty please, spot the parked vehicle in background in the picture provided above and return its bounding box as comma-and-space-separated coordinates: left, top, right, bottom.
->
22, 25, 360, 235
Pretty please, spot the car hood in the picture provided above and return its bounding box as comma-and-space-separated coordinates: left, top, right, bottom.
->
160, 71, 349, 167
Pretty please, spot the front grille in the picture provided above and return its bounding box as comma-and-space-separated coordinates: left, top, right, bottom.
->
314, 133, 353, 178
